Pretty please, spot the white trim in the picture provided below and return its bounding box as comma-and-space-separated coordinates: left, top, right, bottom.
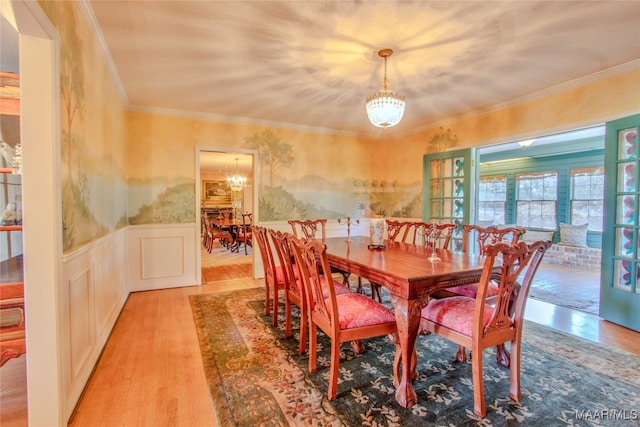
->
8, 0, 65, 424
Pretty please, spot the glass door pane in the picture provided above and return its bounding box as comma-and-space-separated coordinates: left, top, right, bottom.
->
423, 149, 476, 251
601, 114, 640, 331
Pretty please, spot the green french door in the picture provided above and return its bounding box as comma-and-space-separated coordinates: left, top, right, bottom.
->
423, 149, 477, 251
601, 114, 640, 332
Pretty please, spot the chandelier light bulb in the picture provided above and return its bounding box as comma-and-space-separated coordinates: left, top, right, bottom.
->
366, 49, 405, 128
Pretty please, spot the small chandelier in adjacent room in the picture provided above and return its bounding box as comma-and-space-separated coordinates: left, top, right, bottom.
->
226, 158, 247, 192
11, 143, 22, 175
365, 48, 405, 128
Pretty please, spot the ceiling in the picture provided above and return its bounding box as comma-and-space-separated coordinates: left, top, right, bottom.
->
200, 151, 253, 177
86, 1, 640, 140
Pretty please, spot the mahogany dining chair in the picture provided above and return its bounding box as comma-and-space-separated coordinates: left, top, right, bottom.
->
235, 213, 253, 254
416, 240, 551, 417
436, 223, 527, 366
289, 236, 399, 400
252, 225, 285, 326
288, 218, 352, 286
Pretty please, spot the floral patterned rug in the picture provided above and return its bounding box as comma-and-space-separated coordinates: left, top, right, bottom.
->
190, 288, 640, 426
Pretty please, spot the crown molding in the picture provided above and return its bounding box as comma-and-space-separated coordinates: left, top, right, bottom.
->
76, 0, 128, 105
404, 59, 640, 140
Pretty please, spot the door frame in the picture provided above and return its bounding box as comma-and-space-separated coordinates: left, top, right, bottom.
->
195, 146, 259, 283
600, 113, 640, 331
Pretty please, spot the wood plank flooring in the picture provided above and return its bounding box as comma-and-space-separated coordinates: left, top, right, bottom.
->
1, 260, 639, 426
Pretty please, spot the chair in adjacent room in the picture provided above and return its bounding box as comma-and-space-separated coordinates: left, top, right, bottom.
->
417, 240, 551, 417
235, 212, 253, 255
289, 237, 399, 400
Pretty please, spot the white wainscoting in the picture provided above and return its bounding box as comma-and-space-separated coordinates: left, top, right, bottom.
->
60, 228, 128, 418
126, 224, 198, 292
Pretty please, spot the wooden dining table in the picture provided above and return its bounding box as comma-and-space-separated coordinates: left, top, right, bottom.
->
323, 236, 490, 408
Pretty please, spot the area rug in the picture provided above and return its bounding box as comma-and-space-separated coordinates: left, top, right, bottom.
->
190, 288, 640, 426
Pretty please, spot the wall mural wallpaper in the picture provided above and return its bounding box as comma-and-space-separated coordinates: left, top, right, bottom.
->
42, 2, 128, 253
127, 177, 194, 225
242, 130, 422, 222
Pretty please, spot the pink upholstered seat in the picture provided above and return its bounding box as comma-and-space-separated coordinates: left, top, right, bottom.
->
334, 293, 396, 329
445, 282, 499, 299
421, 296, 494, 336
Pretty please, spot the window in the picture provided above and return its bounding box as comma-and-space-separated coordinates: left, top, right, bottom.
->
478, 175, 506, 224
516, 171, 557, 229
570, 167, 604, 231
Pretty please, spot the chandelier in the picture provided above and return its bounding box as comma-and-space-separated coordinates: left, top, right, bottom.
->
227, 158, 247, 192
365, 48, 405, 128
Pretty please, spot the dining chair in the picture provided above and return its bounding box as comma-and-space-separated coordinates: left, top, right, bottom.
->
235, 213, 253, 254
288, 219, 351, 286
288, 236, 399, 400
386, 220, 420, 243
270, 230, 352, 355
354, 219, 416, 302
415, 222, 458, 249
252, 225, 285, 326
417, 240, 551, 417
202, 215, 212, 251
269, 229, 306, 354
435, 224, 527, 365
445, 224, 527, 299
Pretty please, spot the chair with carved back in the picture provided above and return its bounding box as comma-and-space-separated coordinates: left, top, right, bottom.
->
415, 222, 458, 249
386, 220, 420, 243
203, 215, 232, 252
202, 215, 213, 251
218, 209, 234, 221
288, 236, 399, 400
252, 225, 286, 326
437, 224, 527, 365
445, 224, 527, 299
361, 220, 420, 302
269, 229, 306, 354
235, 213, 253, 255
270, 230, 352, 355
288, 219, 351, 286
415, 240, 551, 417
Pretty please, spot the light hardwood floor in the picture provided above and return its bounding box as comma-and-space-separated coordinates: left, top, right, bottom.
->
1, 264, 639, 426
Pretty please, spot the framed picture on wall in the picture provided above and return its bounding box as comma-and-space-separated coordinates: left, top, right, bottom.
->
202, 180, 232, 204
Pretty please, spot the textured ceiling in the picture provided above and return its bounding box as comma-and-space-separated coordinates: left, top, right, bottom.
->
88, 1, 640, 140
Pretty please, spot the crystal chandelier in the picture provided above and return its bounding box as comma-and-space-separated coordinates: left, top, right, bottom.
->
366, 48, 405, 128
226, 158, 247, 192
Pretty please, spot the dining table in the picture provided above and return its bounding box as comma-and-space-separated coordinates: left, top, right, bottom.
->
213, 218, 242, 250
323, 235, 492, 408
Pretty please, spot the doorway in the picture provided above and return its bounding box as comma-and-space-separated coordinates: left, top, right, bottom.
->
197, 149, 256, 284
478, 126, 605, 315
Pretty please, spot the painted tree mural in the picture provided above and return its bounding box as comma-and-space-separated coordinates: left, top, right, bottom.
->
243, 130, 294, 187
